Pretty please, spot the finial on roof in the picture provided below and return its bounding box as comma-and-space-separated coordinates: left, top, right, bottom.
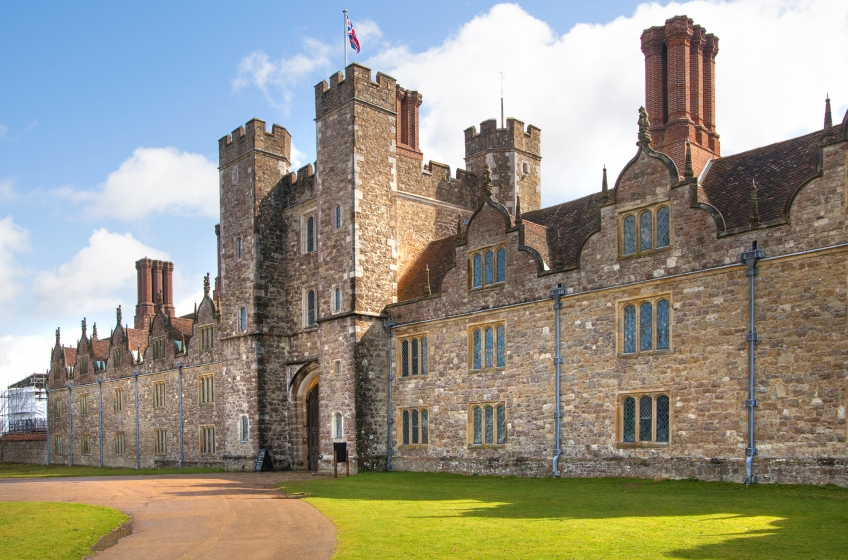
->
481, 164, 493, 198
155, 291, 164, 312
116, 305, 122, 325
684, 138, 694, 179
515, 195, 523, 224
92, 323, 98, 340
424, 264, 432, 296
55, 327, 60, 346
203, 273, 210, 297
601, 166, 610, 202
456, 213, 463, 240
638, 106, 652, 146
81, 317, 87, 339
749, 179, 760, 227
823, 95, 834, 137
194, 301, 197, 316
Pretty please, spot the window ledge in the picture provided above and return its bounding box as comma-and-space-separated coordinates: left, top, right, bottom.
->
398, 374, 429, 380
616, 442, 670, 449
467, 444, 506, 449
618, 349, 671, 358
398, 444, 429, 449
470, 281, 505, 292
618, 246, 672, 261
470, 366, 506, 373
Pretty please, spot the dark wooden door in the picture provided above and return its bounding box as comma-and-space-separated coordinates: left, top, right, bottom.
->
306, 384, 320, 472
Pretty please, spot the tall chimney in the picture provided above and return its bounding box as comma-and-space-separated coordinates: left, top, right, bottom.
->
134, 258, 154, 330
151, 260, 163, 311
162, 261, 175, 317
641, 16, 720, 178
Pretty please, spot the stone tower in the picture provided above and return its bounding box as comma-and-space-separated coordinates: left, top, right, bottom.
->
641, 15, 720, 177
464, 118, 542, 214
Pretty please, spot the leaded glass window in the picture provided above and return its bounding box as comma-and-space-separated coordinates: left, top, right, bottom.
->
473, 406, 482, 444
657, 299, 670, 350
485, 327, 494, 368
401, 340, 409, 377
639, 396, 652, 441
485, 251, 494, 284
402, 410, 409, 445
473, 329, 482, 370
411, 409, 419, 444
335, 204, 342, 229
421, 337, 428, 375
334, 288, 341, 312
307, 290, 316, 326
335, 412, 343, 439
623, 397, 636, 442
639, 301, 652, 351
656, 206, 670, 248
623, 215, 636, 255
240, 307, 247, 331
306, 216, 315, 252
623, 305, 636, 353
656, 395, 670, 442
411, 339, 419, 376
485, 405, 494, 444
496, 248, 506, 282
639, 211, 652, 251
421, 410, 428, 444
496, 405, 506, 444
496, 325, 505, 367
473, 254, 482, 288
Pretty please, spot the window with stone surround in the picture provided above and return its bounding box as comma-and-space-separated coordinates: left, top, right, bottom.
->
81, 433, 90, 455
469, 245, 506, 289
52, 362, 60, 381
469, 322, 506, 370
333, 412, 344, 441
399, 335, 428, 378
80, 393, 88, 416
235, 236, 243, 261
400, 407, 428, 446
618, 391, 670, 446
334, 360, 341, 375
231, 166, 238, 184
332, 286, 342, 314
153, 381, 165, 409
114, 431, 125, 455
200, 425, 215, 455
334, 204, 342, 230
199, 325, 214, 351
619, 203, 671, 258
95, 360, 106, 372
199, 374, 214, 405
152, 337, 166, 360
66, 365, 74, 379
239, 307, 247, 332
618, 295, 671, 355
111, 348, 123, 369
53, 397, 61, 418
302, 211, 316, 254
155, 428, 167, 455
53, 435, 63, 454
239, 415, 249, 442
114, 388, 124, 413
468, 402, 506, 446
78, 357, 88, 375
303, 288, 317, 327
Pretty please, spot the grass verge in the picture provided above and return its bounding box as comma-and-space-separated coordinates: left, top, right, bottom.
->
0, 463, 223, 479
279, 472, 848, 559
0, 501, 128, 560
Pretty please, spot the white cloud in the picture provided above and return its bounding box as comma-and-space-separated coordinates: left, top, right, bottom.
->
369, 0, 848, 206
0, 334, 53, 390
354, 19, 383, 46
0, 178, 15, 202
64, 147, 218, 220
33, 229, 168, 317
233, 39, 333, 113
0, 216, 31, 305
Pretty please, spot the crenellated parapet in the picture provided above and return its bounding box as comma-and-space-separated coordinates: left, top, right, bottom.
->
314, 63, 397, 119
464, 118, 541, 159
218, 118, 291, 167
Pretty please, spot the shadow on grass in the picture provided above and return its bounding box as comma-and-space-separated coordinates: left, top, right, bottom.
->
280, 472, 848, 559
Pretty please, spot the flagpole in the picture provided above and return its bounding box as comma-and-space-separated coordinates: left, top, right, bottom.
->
343, 9, 348, 69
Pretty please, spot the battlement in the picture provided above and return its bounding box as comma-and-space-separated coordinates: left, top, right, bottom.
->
421, 160, 474, 183
464, 118, 541, 158
218, 118, 291, 165
282, 163, 315, 185
315, 63, 397, 118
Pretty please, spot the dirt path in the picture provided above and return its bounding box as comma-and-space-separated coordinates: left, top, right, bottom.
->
0, 472, 335, 559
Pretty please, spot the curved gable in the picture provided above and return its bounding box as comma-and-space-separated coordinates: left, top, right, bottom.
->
613, 145, 679, 206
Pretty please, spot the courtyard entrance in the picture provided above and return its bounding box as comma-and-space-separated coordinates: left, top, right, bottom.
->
306, 384, 320, 472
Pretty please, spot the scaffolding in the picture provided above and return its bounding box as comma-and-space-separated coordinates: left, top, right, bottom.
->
0, 373, 47, 434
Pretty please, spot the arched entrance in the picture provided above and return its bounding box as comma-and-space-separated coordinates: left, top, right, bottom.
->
306, 384, 320, 472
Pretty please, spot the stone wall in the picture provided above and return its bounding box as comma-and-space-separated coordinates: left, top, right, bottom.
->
0, 434, 46, 465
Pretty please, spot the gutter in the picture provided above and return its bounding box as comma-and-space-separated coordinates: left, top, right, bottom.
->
550, 284, 567, 477
742, 241, 765, 484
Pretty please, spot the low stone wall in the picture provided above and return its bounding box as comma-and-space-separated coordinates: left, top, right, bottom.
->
0, 433, 47, 465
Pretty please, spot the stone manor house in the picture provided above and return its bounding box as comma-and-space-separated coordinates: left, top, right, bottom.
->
33, 16, 848, 484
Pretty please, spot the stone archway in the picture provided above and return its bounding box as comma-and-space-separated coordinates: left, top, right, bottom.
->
306, 384, 320, 472
290, 362, 319, 471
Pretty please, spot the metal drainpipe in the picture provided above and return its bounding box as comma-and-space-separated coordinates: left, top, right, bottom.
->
134, 370, 140, 469
550, 283, 567, 477
742, 241, 765, 485
67, 383, 73, 467
98, 377, 103, 468
384, 319, 395, 472
178, 362, 184, 469
45, 387, 50, 466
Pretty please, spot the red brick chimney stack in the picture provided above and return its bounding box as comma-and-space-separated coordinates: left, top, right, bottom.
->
395, 86, 423, 158
134, 258, 176, 330
162, 261, 175, 317
134, 258, 154, 329
641, 15, 720, 178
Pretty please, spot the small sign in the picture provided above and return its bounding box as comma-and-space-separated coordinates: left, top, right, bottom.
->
333, 442, 347, 463
254, 449, 274, 472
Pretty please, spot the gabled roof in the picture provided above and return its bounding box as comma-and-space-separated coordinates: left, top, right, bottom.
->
62, 347, 77, 365
92, 340, 110, 360
396, 236, 458, 302
522, 192, 603, 269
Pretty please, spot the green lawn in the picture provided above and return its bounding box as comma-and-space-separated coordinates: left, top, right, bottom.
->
0, 502, 128, 560
0, 463, 223, 479
279, 472, 848, 559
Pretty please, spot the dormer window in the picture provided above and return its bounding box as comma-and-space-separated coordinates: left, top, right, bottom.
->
620, 204, 671, 258
470, 246, 506, 289
152, 337, 166, 360
78, 357, 88, 375
111, 349, 123, 368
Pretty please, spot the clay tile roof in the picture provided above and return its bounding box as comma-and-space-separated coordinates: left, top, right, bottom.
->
700, 130, 821, 231
170, 317, 194, 337
397, 236, 458, 302
126, 329, 148, 355
91, 340, 110, 360
522, 192, 603, 268
62, 347, 77, 364
519, 219, 551, 265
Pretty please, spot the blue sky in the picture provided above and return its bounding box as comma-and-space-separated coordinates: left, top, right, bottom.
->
1, 0, 846, 386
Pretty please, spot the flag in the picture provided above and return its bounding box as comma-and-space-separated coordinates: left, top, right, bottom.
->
346, 14, 361, 54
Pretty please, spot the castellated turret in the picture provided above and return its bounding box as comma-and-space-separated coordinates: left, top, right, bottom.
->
464, 118, 542, 214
